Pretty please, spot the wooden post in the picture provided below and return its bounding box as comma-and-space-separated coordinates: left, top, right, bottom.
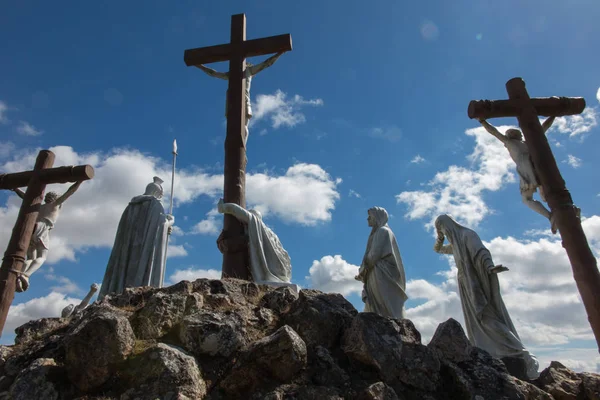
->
468, 77, 600, 352
183, 14, 292, 280
0, 150, 94, 336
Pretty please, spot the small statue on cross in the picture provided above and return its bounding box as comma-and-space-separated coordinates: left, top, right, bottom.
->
477, 116, 562, 233
11, 181, 83, 292
197, 51, 285, 144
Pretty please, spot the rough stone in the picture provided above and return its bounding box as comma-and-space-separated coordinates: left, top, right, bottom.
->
357, 382, 400, 400
343, 312, 440, 392
283, 289, 357, 349
259, 286, 299, 314
2, 278, 597, 400
533, 361, 600, 400
14, 318, 69, 346
220, 325, 307, 395
428, 318, 472, 364
64, 308, 135, 391
121, 343, 206, 400
130, 292, 187, 339
178, 310, 246, 358
8, 358, 61, 400
394, 318, 422, 345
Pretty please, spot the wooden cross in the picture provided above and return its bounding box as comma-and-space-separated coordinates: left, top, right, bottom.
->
468, 77, 600, 352
183, 13, 292, 280
0, 150, 94, 336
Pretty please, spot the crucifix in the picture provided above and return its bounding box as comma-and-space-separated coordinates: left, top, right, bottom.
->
468, 77, 600, 352
183, 13, 292, 280
0, 150, 94, 336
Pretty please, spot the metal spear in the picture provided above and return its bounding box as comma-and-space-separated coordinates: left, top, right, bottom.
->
161, 139, 178, 286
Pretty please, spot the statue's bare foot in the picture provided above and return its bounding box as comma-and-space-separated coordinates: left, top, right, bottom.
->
490, 265, 509, 274
15, 275, 29, 292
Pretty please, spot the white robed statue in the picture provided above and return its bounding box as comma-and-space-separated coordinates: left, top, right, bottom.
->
98, 177, 174, 300
217, 199, 291, 283
434, 214, 539, 379
355, 206, 408, 319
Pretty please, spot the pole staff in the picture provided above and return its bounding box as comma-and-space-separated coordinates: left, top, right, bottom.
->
161, 139, 177, 287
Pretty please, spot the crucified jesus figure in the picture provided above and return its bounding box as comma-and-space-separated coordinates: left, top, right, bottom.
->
197, 51, 285, 144
12, 181, 83, 292
478, 117, 563, 233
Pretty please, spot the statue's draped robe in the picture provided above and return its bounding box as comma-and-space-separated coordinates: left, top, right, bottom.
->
360, 208, 407, 319
222, 203, 291, 283
98, 195, 170, 300
436, 214, 539, 379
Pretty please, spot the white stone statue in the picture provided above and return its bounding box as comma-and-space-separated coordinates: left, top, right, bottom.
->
61, 283, 99, 317
478, 117, 559, 233
433, 214, 539, 379
98, 177, 175, 300
354, 206, 408, 319
12, 181, 83, 292
217, 199, 291, 284
197, 52, 285, 144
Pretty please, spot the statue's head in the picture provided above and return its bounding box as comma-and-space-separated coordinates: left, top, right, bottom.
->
44, 191, 59, 203
367, 207, 389, 228
144, 176, 164, 199
506, 128, 523, 141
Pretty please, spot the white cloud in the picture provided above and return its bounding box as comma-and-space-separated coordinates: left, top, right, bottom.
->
191, 208, 220, 235
169, 267, 221, 284
306, 255, 362, 297
405, 216, 600, 373
0, 101, 9, 124
16, 121, 43, 136
369, 125, 402, 142
565, 154, 582, 169
550, 107, 598, 139
5, 292, 81, 334
252, 90, 323, 129
396, 126, 516, 228
0, 145, 340, 266
411, 155, 426, 164
349, 189, 361, 198
246, 163, 340, 226
0, 142, 15, 159
596, 87, 600, 104
43, 271, 83, 295
167, 244, 188, 258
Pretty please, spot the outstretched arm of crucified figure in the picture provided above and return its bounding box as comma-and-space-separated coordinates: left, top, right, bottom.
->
541, 116, 556, 133
198, 65, 228, 80
248, 52, 285, 76
217, 198, 251, 224
54, 181, 82, 206
12, 188, 25, 199
478, 118, 509, 144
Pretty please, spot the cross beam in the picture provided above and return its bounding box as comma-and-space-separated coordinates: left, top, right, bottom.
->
0, 150, 94, 336
183, 13, 292, 280
468, 96, 586, 120
469, 77, 600, 352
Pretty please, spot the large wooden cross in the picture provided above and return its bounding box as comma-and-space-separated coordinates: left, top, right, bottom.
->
468, 77, 600, 352
183, 13, 292, 280
0, 150, 94, 336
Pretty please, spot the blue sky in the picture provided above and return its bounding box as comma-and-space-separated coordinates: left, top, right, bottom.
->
1, 0, 599, 372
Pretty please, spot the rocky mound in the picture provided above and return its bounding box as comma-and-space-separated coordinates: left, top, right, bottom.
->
0, 278, 598, 399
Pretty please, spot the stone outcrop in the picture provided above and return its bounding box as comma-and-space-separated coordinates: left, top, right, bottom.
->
0, 278, 597, 399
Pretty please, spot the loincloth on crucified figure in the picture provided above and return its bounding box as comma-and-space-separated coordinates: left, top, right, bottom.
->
29, 217, 54, 251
